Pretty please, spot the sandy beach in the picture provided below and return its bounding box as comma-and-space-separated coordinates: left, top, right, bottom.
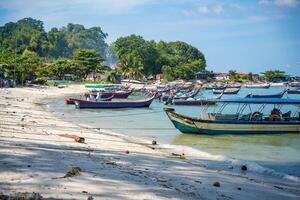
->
0, 85, 299, 200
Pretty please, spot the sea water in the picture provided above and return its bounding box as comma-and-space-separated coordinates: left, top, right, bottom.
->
46, 86, 300, 178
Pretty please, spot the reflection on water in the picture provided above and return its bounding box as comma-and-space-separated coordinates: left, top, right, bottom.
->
47, 86, 300, 176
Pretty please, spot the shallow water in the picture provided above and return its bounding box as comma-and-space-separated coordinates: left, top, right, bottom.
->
47, 86, 300, 177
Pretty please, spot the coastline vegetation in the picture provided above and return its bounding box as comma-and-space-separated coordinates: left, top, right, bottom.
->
0, 18, 206, 85
0, 18, 287, 85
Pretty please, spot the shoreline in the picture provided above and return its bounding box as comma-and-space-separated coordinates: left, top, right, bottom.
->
1, 86, 300, 199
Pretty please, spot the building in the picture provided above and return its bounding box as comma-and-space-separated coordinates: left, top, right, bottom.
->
213, 72, 229, 80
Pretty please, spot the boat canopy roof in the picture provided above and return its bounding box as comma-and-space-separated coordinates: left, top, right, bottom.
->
215, 98, 300, 105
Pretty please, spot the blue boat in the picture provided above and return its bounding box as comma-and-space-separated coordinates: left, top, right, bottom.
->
245, 90, 286, 98
203, 86, 226, 90
164, 98, 300, 135
74, 95, 155, 109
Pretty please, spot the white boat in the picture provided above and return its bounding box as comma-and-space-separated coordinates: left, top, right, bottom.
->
289, 82, 300, 87
270, 82, 287, 87
244, 83, 270, 88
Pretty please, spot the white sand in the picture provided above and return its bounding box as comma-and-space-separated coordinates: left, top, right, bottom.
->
0, 85, 299, 200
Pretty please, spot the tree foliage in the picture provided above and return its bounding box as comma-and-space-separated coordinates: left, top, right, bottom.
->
17, 50, 42, 84
262, 70, 286, 81
0, 18, 108, 58
114, 35, 206, 80
0, 18, 207, 83
71, 49, 104, 79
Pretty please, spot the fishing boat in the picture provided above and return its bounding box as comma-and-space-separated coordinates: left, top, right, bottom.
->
245, 83, 270, 88
289, 82, 300, 87
74, 95, 155, 109
172, 99, 216, 106
90, 90, 133, 99
64, 95, 114, 104
287, 87, 300, 94
225, 85, 241, 89
245, 90, 286, 98
203, 85, 226, 90
164, 98, 300, 135
270, 82, 287, 87
212, 88, 240, 95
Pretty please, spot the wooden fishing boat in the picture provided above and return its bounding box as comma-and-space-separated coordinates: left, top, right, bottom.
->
64, 95, 114, 104
212, 88, 240, 95
203, 86, 226, 90
287, 89, 300, 94
245, 90, 286, 98
245, 83, 270, 88
225, 85, 241, 89
164, 98, 300, 135
172, 99, 216, 106
90, 90, 133, 98
74, 95, 155, 109
289, 82, 300, 87
270, 82, 287, 87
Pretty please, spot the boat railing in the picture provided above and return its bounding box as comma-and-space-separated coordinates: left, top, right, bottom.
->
201, 111, 300, 122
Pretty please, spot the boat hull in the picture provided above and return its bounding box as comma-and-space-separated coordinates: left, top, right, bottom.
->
173, 100, 216, 106
64, 96, 113, 104
287, 90, 300, 94
204, 86, 226, 90
164, 108, 300, 135
245, 91, 285, 98
213, 89, 240, 95
75, 96, 155, 109
245, 84, 270, 89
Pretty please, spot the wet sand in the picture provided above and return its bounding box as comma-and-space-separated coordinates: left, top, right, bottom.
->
0, 85, 299, 199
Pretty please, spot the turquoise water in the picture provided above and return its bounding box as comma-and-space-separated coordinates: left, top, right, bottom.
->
47, 86, 300, 177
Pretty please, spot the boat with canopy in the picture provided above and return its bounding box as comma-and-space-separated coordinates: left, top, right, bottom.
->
164, 98, 300, 135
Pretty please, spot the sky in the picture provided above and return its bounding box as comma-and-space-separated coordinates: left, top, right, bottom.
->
0, 0, 299, 75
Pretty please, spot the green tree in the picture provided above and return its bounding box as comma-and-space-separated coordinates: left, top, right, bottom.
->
47, 58, 72, 79
118, 53, 143, 80
161, 65, 174, 81
107, 70, 121, 83
71, 49, 104, 79
59, 24, 108, 58
114, 35, 160, 76
262, 70, 285, 81
17, 49, 42, 84
229, 70, 238, 81
0, 18, 49, 56
0, 48, 19, 79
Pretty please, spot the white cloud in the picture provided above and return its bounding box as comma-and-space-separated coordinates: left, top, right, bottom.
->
197, 6, 210, 14
182, 4, 223, 16
259, 0, 299, 8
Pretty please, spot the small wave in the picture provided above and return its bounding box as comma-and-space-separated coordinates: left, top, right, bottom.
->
160, 144, 300, 183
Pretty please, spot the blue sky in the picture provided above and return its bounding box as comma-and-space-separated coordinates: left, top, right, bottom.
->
0, 0, 299, 75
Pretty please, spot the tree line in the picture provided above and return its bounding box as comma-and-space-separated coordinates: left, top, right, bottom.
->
0, 17, 207, 84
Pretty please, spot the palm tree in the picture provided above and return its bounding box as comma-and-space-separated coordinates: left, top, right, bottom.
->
107, 70, 120, 83
119, 53, 144, 80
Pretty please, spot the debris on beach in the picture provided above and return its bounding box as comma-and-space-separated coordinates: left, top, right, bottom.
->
171, 153, 186, 159
0, 192, 43, 200
241, 165, 248, 171
213, 181, 220, 187
87, 196, 94, 200
152, 140, 157, 145
60, 133, 85, 143
63, 167, 82, 178
125, 150, 130, 154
